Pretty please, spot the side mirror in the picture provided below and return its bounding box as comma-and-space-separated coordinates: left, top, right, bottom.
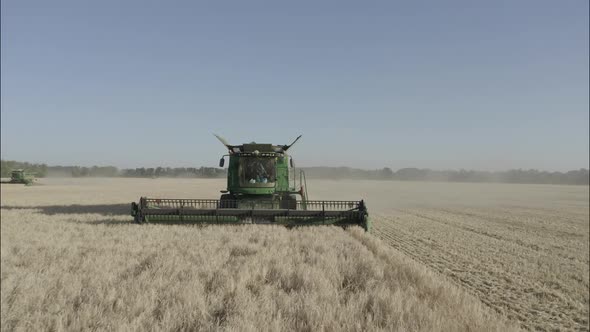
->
219, 158, 225, 167
290, 158, 294, 168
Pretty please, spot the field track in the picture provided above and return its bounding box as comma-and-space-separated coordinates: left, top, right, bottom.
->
373, 205, 589, 331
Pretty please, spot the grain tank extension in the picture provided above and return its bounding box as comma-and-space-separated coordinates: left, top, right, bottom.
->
130, 135, 370, 231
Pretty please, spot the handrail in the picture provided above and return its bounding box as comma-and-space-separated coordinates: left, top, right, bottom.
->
299, 170, 309, 210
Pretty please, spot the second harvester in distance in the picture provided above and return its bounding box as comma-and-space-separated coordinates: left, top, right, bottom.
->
0, 169, 36, 186
131, 135, 370, 231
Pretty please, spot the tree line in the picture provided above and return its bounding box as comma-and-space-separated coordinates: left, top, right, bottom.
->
301, 167, 589, 185
1, 160, 588, 185
0, 160, 225, 178
121, 167, 226, 178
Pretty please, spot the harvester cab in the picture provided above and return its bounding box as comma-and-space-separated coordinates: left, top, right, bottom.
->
215, 134, 305, 210
131, 135, 370, 231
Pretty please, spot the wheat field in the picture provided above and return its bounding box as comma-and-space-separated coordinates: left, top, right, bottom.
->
1, 178, 588, 331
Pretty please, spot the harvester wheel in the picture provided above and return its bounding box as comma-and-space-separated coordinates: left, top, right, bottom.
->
219, 194, 237, 208
280, 194, 297, 209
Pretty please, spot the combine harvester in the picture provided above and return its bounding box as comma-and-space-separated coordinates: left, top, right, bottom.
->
0, 169, 36, 186
131, 135, 370, 231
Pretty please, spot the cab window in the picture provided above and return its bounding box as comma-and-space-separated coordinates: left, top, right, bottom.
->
242, 157, 275, 184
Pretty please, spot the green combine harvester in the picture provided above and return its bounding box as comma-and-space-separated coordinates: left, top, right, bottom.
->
0, 169, 36, 186
131, 135, 370, 231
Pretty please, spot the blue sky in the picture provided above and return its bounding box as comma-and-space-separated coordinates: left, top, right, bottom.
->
1, 0, 588, 171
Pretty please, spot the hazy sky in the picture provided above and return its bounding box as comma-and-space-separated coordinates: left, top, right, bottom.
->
1, 0, 588, 171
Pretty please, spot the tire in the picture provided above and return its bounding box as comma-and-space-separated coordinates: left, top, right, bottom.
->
219, 194, 237, 208
280, 194, 297, 209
